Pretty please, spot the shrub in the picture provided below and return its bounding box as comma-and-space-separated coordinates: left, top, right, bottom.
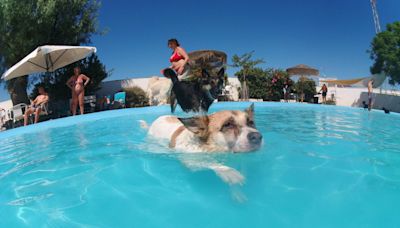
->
236, 67, 292, 101
123, 86, 149, 108
294, 77, 316, 102
264, 69, 292, 101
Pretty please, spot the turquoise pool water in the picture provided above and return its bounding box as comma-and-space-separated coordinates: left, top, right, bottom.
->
0, 102, 399, 227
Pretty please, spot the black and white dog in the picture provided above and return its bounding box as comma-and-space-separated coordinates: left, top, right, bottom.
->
163, 68, 225, 113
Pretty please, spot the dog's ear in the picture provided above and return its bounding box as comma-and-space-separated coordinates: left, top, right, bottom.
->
217, 67, 225, 87
245, 103, 254, 119
163, 68, 177, 79
217, 67, 225, 79
202, 69, 210, 79
178, 116, 209, 139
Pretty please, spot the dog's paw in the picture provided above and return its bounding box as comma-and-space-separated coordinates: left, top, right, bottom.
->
211, 165, 245, 185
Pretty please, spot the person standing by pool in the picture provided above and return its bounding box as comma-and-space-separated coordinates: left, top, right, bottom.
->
319, 84, 328, 104
283, 79, 290, 102
167, 39, 190, 78
67, 66, 90, 115
368, 79, 374, 111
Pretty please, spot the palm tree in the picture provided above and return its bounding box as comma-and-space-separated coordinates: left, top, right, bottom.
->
231, 51, 264, 101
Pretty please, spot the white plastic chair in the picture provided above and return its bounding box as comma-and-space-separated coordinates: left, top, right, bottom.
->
11, 103, 28, 127
39, 102, 49, 116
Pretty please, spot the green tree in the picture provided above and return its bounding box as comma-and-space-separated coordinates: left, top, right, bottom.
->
369, 21, 400, 85
236, 67, 267, 99
235, 67, 291, 101
0, 0, 102, 104
294, 77, 316, 102
231, 51, 265, 100
265, 69, 291, 101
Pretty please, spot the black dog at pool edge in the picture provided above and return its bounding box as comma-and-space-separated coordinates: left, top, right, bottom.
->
163, 68, 225, 113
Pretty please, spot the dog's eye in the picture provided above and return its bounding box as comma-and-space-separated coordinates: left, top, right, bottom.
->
247, 119, 255, 127
221, 121, 234, 131
224, 122, 231, 127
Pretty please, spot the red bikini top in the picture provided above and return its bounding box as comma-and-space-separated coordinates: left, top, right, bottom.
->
170, 51, 184, 63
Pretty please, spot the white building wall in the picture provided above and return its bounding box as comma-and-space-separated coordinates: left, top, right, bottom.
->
96, 77, 242, 99
316, 85, 400, 112
227, 77, 241, 88
0, 99, 13, 110
96, 77, 157, 98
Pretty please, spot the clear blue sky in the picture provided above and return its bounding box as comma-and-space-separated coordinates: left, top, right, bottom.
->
1, 0, 399, 101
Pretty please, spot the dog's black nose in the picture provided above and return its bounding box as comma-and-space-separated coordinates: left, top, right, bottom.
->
247, 132, 262, 144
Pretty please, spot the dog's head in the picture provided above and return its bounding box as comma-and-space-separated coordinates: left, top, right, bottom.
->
178, 104, 262, 152
201, 68, 225, 99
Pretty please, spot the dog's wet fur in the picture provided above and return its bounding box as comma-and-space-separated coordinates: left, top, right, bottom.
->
163, 68, 225, 113
145, 104, 262, 185
148, 104, 262, 153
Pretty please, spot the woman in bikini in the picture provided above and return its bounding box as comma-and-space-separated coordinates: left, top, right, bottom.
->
167, 39, 189, 77
67, 66, 90, 115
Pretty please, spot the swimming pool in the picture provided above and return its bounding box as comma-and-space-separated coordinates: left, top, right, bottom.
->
1, 102, 399, 227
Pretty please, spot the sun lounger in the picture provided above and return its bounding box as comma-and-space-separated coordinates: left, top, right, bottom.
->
10, 103, 28, 127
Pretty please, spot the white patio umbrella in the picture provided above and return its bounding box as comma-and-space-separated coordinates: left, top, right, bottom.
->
1, 45, 97, 81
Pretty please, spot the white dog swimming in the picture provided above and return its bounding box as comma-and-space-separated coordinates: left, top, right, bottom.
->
141, 104, 262, 185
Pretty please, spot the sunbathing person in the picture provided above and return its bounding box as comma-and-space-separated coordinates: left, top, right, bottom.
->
24, 86, 49, 126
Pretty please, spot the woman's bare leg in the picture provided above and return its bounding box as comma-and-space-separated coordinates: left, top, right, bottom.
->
72, 94, 78, 116
70, 90, 77, 115
78, 90, 85, 115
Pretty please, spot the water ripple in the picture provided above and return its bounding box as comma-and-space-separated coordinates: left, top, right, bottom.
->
8, 193, 54, 206
0, 104, 399, 227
